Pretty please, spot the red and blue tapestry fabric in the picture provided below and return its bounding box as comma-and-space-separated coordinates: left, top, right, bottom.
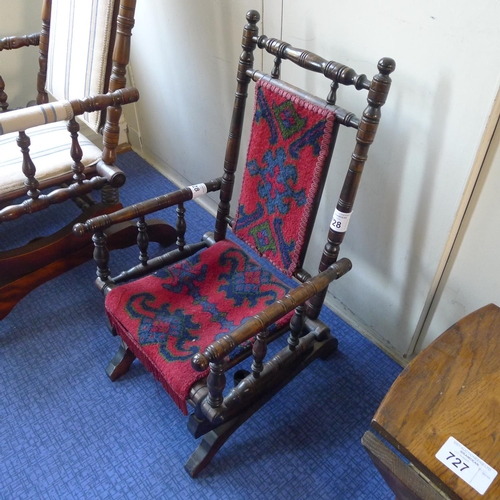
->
233, 80, 336, 277
105, 239, 292, 414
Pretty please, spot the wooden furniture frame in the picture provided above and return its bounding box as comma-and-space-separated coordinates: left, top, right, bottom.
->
76, 10, 395, 477
363, 304, 500, 499
0, 0, 175, 319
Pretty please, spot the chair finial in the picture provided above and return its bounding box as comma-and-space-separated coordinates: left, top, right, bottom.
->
246, 10, 260, 24
378, 57, 396, 75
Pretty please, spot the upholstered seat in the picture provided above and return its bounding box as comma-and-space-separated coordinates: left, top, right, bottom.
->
106, 238, 294, 413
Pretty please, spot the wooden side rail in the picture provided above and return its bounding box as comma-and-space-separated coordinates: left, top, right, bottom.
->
0, 33, 40, 51
0, 176, 115, 223
73, 178, 222, 236
189, 257, 352, 425
192, 257, 352, 371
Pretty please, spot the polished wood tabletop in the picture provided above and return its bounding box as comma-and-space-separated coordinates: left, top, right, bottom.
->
372, 303, 500, 499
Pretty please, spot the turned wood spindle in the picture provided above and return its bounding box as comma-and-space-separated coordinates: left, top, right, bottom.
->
176, 202, 186, 251
36, 0, 51, 105
136, 216, 149, 266
0, 75, 8, 112
67, 118, 85, 184
102, 0, 137, 165
251, 329, 269, 378
206, 360, 226, 409
17, 131, 40, 199
271, 56, 282, 79
92, 230, 111, 283
100, 183, 120, 206
288, 304, 306, 350
326, 80, 339, 105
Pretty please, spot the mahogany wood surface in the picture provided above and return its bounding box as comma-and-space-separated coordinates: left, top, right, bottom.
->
371, 303, 500, 499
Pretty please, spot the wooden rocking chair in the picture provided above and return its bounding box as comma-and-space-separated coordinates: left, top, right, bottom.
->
75, 10, 395, 477
0, 0, 176, 319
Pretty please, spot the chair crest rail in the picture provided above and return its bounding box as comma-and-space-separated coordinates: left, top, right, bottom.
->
255, 35, 371, 90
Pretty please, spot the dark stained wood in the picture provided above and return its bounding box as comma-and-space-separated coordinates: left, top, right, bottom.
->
0, 74, 7, 112
37, 0, 51, 105
370, 304, 500, 499
102, 0, 137, 165
0, 33, 41, 111
81, 9, 395, 477
307, 57, 395, 318
214, 10, 260, 242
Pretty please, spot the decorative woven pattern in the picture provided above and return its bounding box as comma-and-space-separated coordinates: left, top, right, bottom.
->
105, 239, 293, 414
46, 0, 116, 133
233, 80, 336, 276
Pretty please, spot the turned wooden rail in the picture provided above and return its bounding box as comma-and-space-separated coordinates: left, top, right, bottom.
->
73, 178, 222, 236
192, 257, 352, 372
0, 33, 41, 112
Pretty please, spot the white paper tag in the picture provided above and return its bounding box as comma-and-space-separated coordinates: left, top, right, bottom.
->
435, 437, 497, 495
330, 209, 352, 233
188, 183, 208, 199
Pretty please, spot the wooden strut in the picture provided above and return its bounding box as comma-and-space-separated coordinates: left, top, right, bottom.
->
190, 258, 352, 424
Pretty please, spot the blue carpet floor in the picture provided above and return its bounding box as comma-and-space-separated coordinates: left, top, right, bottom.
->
0, 151, 402, 499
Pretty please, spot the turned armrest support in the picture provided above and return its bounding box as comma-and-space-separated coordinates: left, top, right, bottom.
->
73, 178, 222, 236
191, 257, 352, 372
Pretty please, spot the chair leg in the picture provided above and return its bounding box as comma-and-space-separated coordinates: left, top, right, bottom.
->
184, 412, 248, 478
185, 333, 339, 477
106, 339, 136, 381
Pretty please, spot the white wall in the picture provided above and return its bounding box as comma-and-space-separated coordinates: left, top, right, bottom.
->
0, 0, 43, 109
417, 118, 500, 351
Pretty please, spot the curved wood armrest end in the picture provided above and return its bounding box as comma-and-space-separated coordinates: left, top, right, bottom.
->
95, 160, 126, 187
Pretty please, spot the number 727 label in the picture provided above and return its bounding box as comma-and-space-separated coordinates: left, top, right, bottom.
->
435, 437, 497, 495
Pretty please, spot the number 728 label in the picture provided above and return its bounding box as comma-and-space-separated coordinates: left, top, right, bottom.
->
435, 437, 497, 495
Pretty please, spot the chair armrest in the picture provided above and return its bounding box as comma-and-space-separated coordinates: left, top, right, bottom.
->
0, 87, 139, 136
73, 178, 222, 236
191, 257, 352, 372
0, 33, 40, 51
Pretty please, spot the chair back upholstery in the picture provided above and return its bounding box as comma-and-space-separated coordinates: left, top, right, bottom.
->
215, 12, 394, 292
233, 79, 336, 277
45, 0, 119, 133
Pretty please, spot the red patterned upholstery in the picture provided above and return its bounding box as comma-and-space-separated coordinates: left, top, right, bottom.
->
105, 239, 293, 414
234, 80, 336, 276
